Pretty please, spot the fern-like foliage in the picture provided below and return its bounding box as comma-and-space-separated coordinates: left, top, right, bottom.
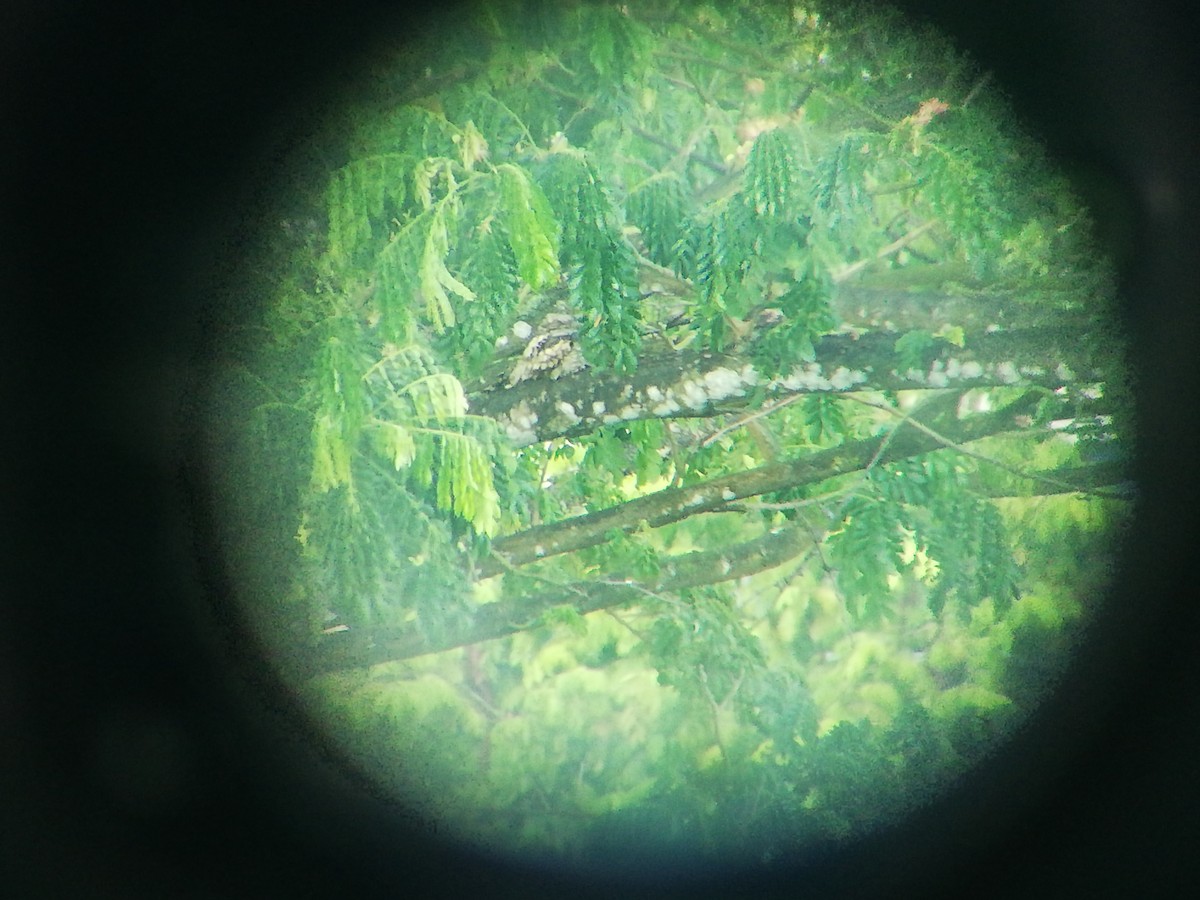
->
325, 154, 412, 276
539, 152, 642, 373
751, 258, 835, 377
744, 127, 798, 219
691, 200, 756, 351
441, 221, 521, 376
300, 459, 470, 632
626, 172, 691, 268
811, 132, 873, 234
585, 2, 653, 82
364, 344, 502, 537
497, 163, 560, 290
308, 322, 369, 495
829, 454, 1021, 624
296, 338, 501, 631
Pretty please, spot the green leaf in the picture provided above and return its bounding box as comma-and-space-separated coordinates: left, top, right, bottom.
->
801, 395, 846, 444
626, 172, 689, 267
400, 372, 469, 422
311, 412, 352, 493
498, 163, 560, 289
744, 127, 797, 219
540, 603, 589, 635
378, 421, 417, 469
894, 330, 936, 374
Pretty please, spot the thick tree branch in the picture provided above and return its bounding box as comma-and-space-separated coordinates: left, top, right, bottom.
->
294, 393, 1129, 675
294, 454, 1130, 675
295, 522, 819, 676
971, 461, 1133, 498
482, 390, 1038, 575
470, 325, 1109, 447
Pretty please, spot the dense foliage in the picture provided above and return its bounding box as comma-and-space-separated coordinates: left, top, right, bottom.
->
208, 0, 1131, 872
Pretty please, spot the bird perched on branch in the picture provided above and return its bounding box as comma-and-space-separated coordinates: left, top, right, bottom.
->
506, 311, 586, 386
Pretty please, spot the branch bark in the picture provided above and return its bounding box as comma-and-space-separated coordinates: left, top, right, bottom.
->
294, 521, 819, 676
293, 315, 1124, 675
292, 387, 1136, 675
480, 389, 1042, 575
470, 325, 1109, 447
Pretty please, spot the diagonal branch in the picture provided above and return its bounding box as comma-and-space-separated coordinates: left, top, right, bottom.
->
296, 520, 820, 675
480, 391, 1041, 577
846, 395, 1131, 500
294, 398, 1130, 675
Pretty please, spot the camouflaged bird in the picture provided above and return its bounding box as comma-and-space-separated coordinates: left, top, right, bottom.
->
506, 311, 586, 386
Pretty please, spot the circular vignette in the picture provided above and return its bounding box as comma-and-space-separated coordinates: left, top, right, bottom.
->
4, 2, 1198, 899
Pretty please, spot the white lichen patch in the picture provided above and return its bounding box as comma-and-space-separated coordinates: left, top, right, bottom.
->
777, 363, 867, 392
592, 400, 607, 416
680, 378, 708, 409
502, 400, 540, 446
779, 362, 833, 392
645, 384, 664, 402
926, 359, 948, 388
960, 360, 984, 380
995, 360, 1021, 384
1019, 364, 1045, 377
1055, 363, 1075, 381
957, 391, 993, 416
829, 366, 867, 390
555, 400, 580, 424
700, 367, 739, 398
702, 366, 752, 401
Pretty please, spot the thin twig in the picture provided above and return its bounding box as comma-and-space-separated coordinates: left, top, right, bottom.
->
700, 394, 806, 448
960, 72, 993, 109
831, 219, 939, 283
697, 663, 728, 761
730, 481, 861, 512
847, 395, 1128, 500
630, 124, 728, 175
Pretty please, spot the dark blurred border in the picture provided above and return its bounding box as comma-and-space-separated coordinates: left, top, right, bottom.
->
3, 1, 1198, 897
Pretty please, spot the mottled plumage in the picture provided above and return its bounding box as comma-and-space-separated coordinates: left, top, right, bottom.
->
506, 312, 586, 385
